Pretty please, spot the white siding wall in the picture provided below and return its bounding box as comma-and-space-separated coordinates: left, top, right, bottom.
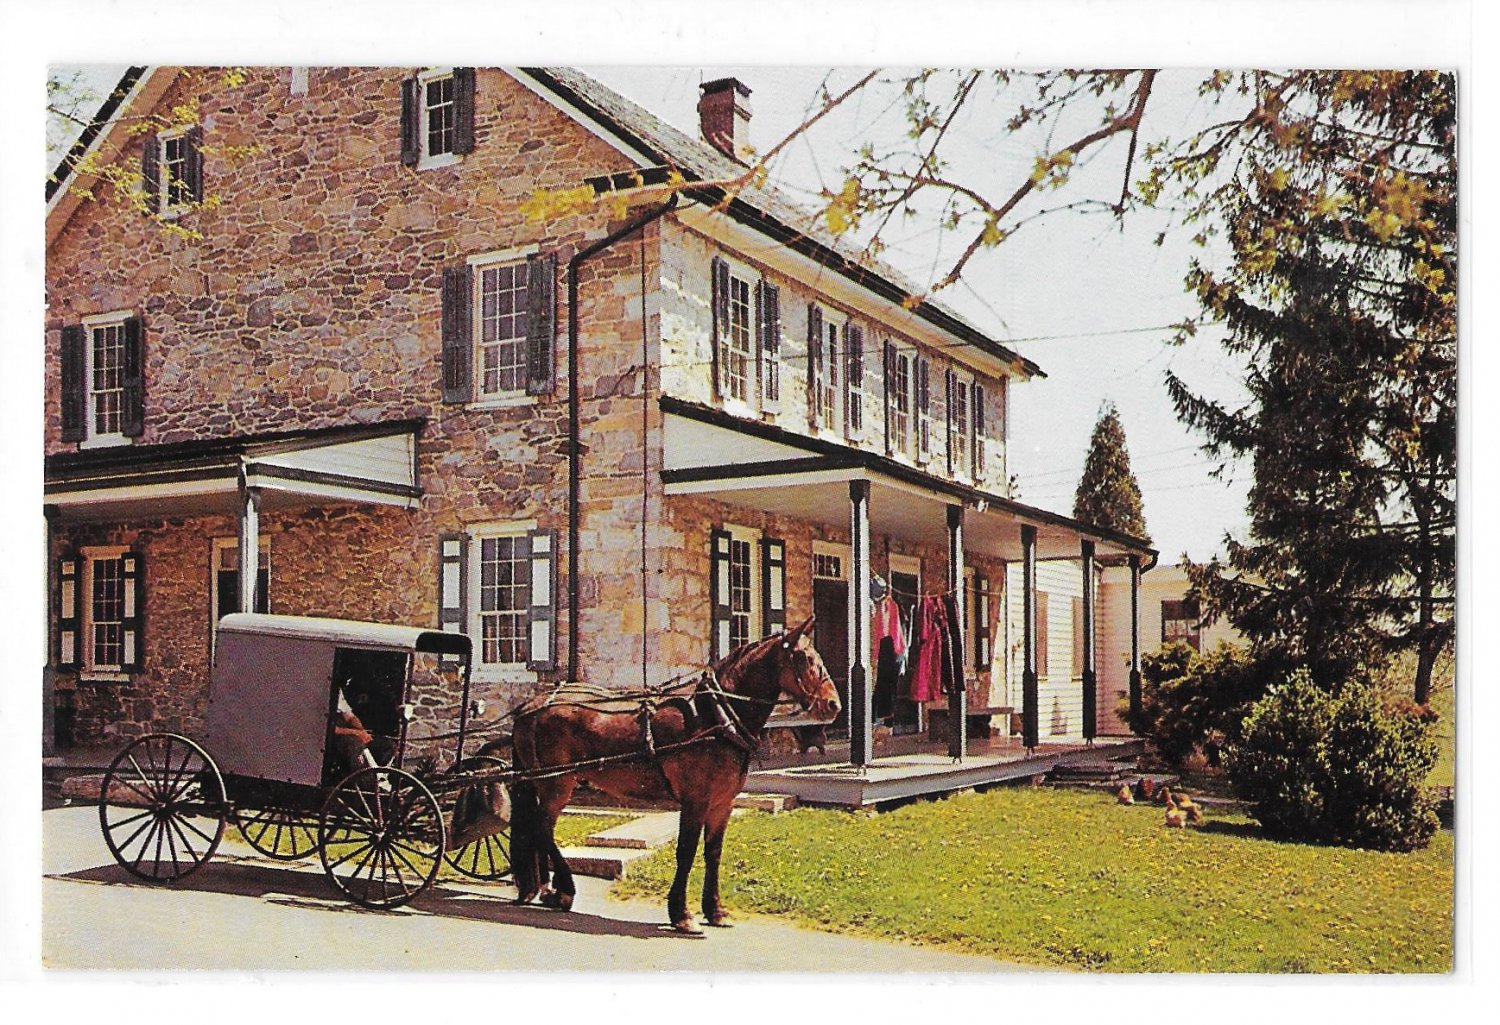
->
1003, 559, 1086, 742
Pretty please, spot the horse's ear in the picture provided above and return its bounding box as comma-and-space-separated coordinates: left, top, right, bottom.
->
787, 614, 815, 642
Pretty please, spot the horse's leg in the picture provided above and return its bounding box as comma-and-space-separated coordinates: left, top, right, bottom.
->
536, 777, 577, 912
667, 801, 705, 934
510, 780, 545, 905
700, 789, 738, 927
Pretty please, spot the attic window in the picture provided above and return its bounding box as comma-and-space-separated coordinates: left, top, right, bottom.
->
402, 68, 476, 169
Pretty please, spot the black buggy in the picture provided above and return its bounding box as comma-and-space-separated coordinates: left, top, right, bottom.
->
96, 613, 511, 909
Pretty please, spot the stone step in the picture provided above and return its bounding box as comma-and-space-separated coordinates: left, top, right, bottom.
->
557, 844, 658, 880
734, 792, 798, 813
583, 810, 680, 850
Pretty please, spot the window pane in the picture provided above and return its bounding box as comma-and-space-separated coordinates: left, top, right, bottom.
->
91, 556, 126, 668
477, 263, 529, 395
479, 535, 531, 665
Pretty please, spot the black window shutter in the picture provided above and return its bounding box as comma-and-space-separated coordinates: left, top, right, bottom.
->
945, 368, 958, 476
710, 257, 729, 400
844, 324, 863, 439
758, 282, 780, 406
441, 264, 472, 403
916, 355, 931, 462
185, 126, 204, 204
525, 252, 557, 395
400, 76, 421, 167
121, 551, 144, 671
882, 340, 894, 455
710, 528, 733, 661
57, 555, 80, 670
122, 316, 145, 437
526, 528, 558, 671
452, 68, 476, 155
972, 381, 987, 481
761, 538, 786, 637
140, 135, 159, 216
60, 325, 86, 442
806, 303, 823, 427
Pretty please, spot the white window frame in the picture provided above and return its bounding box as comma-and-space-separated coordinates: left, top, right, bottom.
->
890, 348, 913, 460
79, 545, 130, 680
813, 306, 842, 437
469, 250, 534, 405
418, 67, 462, 170
79, 310, 134, 450
950, 366, 975, 482
812, 539, 852, 583
211, 538, 269, 657
157, 124, 193, 218
724, 523, 763, 648
723, 270, 756, 410
468, 520, 539, 683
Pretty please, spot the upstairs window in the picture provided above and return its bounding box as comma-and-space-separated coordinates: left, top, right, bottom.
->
61, 313, 145, 447
476, 260, 528, 397
1162, 598, 1202, 651
947, 369, 971, 478
401, 68, 476, 169
724, 274, 754, 403
139, 126, 202, 218
885, 344, 912, 458
844, 323, 865, 438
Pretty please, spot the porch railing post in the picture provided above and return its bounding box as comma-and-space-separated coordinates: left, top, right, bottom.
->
848, 479, 873, 767
1021, 524, 1038, 751
1081, 540, 1097, 745
1128, 553, 1143, 725
946, 503, 966, 760
238, 471, 262, 617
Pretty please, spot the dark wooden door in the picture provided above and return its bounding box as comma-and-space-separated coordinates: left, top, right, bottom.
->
812, 578, 849, 733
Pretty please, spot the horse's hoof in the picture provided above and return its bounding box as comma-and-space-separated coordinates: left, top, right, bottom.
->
671, 917, 703, 935
540, 890, 574, 912
513, 890, 539, 905
705, 914, 733, 928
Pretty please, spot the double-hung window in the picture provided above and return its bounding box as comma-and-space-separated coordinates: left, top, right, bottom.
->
888, 348, 912, 457
423, 71, 457, 160
724, 273, 754, 404
160, 129, 193, 211
438, 524, 558, 677
88, 317, 127, 441
57, 547, 144, 676
949, 370, 971, 478
844, 324, 865, 438
67, 311, 144, 448
402, 68, 475, 170
139, 125, 201, 219
475, 259, 528, 397
708, 524, 787, 661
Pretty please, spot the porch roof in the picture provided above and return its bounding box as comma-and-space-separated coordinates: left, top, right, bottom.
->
43, 419, 425, 524
660, 397, 1156, 565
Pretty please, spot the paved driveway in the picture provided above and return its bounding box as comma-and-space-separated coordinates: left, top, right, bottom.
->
42, 805, 1019, 973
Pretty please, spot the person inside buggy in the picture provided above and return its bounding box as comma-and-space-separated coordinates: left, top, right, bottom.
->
323, 647, 410, 782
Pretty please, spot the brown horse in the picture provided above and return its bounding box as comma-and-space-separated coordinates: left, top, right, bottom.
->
506, 615, 839, 933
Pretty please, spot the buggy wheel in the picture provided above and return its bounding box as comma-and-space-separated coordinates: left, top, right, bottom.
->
236, 806, 320, 860
98, 733, 226, 883
442, 755, 512, 882
319, 766, 444, 910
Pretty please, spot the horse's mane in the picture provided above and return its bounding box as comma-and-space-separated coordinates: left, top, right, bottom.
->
712, 631, 785, 688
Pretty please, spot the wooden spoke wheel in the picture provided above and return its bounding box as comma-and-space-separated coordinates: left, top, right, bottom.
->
442, 755, 512, 882
319, 766, 445, 910
98, 733, 226, 883
236, 806, 321, 860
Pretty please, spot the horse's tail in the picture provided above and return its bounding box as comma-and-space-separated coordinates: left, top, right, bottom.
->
508, 777, 545, 899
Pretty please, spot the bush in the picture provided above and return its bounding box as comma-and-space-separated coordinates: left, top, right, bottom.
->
1225, 670, 1439, 851
1122, 642, 1268, 766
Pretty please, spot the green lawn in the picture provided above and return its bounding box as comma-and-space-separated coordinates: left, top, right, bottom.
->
553, 812, 633, 848
614, 788, 1453, 973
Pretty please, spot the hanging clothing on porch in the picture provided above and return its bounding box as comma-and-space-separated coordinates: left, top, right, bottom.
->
872, 594, 908, 720
906, 595, 959, 702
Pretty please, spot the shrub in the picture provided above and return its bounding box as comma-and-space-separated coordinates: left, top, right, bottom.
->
1225, 670, 1439, 851
1122, 641, 1268, 766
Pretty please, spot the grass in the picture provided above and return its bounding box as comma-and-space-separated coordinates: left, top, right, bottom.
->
553, 812, 633, 848
613, 788, 1453, 973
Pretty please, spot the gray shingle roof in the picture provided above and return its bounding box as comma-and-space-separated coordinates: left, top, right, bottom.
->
522, 67, 1041, 377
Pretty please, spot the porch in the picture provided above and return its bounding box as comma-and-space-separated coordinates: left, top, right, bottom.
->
745, 733, 1146, 808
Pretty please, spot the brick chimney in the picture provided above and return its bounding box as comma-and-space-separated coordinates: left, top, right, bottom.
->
697, 77, 753, 163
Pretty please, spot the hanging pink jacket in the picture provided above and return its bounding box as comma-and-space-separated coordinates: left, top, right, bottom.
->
873, 596, 907, 659
907, 596, 950, 702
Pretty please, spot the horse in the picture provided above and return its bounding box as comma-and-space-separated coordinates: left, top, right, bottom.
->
505, 614, 840, 933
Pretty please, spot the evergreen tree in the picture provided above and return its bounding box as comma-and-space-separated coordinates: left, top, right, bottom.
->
1073, 403, 1151, 543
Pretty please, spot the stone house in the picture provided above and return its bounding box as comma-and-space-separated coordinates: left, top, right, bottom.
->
44, 66, 1155, 763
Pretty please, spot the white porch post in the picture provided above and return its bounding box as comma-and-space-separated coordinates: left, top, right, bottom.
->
946, 503, 966, 761
1128, 553, 1143, 724
43, 505, 58, 756
848, 480, 873, 767
238, 474, 262, 616
1081, 540, 1097, 745
1021, 524, 1039, 752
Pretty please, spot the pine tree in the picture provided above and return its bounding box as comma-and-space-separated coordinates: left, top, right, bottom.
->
1073, 403, 1151, 543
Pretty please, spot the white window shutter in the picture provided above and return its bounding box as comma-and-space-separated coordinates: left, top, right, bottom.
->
710, 529, 733, 661
761, 538, 786, 637
57, 556, 80, 670
120, 552, 144, 671
526, 528, 557, 672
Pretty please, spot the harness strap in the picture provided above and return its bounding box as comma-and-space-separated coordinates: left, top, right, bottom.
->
637, 699, 680, 801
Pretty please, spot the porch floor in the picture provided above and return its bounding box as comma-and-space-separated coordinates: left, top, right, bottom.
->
745, 734, 1144, 808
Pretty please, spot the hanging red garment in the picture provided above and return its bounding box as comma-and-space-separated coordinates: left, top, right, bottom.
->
907, 596, 950, 702
873, 595, 907, 659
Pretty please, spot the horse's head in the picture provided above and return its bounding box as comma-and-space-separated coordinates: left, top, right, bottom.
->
775, 615, 841, 723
